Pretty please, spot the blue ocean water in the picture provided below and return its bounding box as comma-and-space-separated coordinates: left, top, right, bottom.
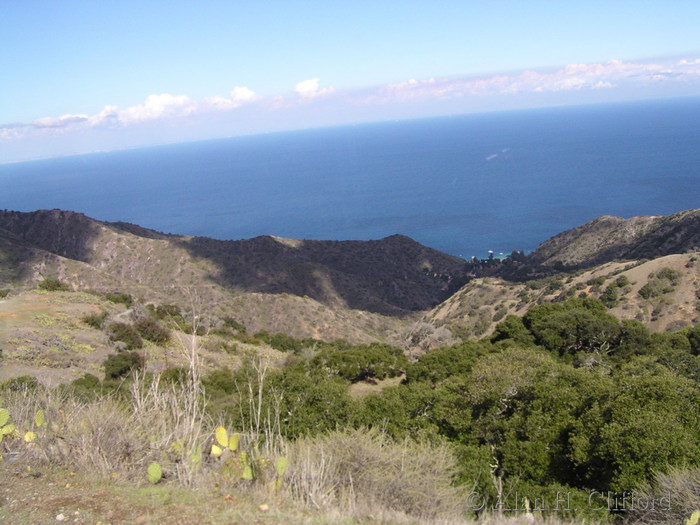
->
1, 97, 699, 258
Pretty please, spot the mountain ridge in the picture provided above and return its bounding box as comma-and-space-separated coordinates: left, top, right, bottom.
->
525, 208, 700, 270
0, 209, 467, 317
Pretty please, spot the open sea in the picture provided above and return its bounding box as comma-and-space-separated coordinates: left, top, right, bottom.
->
1, 97, 699, 258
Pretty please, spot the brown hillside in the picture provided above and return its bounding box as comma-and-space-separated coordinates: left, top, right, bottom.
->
527, 209, 700, 269
427, 252, 700, 337
0, 210, 466, 316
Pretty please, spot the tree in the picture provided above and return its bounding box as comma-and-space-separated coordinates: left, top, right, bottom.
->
523, 298, 621, 360
570, 360, 700, 490
310, 343, 408, 383
103, 352, 144, 379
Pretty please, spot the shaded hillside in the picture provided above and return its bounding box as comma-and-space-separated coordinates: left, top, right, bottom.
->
0, 209, 466, 316
180, 233, 467, 314
526, 209, 700, 270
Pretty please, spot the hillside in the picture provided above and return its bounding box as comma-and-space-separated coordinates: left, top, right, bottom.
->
427, 252, 700, 337
3, 208, 700, 525
525, 208, 700, 270
3, 207, 700, 347
0, 210, 465, 316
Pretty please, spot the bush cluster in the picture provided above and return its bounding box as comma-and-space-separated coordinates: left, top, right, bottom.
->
8, 289, 700, 523
82, 311, 108, 329
103, 351, 144, 379
134, 316, 171, 344
639, 267, 682, 299
38, 277, 69, 291
107, 322, 143, 350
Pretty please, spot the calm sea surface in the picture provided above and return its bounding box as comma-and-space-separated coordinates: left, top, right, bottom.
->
1, 97, 699, 258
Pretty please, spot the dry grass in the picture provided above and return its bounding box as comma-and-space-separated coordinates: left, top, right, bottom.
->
624, 466, 700, 524
286, 427, 466, 521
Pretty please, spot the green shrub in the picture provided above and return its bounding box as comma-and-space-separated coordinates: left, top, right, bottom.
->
38, 276, 68, 291
656, 267, 681, 284
219, 363, 355, 439
103, 292, 133, 307
202, 368, 237, 398
353, 382, 442, 439
638, 283, 656, 299
82, 311, 108, 329
523, 297, 621, 358
269, 332, 304, 353
61, 373, 102, 399
577, 363, 700, 491
491, 315, 536, 346
0, 375, 40, 392
107, 322, 143, 350
586, 276, 607, 287
134, 316, 171, 345
160, 367, 189, 385
103, 352, 144, 380
148, 303, 181, 319
639, 267, 682, 299
614, 275, 630, 288
0, 288, 10, 298
600, 285, 619, 307
222, 316, 247, 334
310, 343, 408, 383
688, 325, 700, 356
405, 341, 490, 384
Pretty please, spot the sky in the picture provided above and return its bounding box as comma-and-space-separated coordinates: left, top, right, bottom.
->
2, 0, 700, 164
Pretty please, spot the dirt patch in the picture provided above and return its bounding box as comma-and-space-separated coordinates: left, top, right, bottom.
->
348, 375, 404, 398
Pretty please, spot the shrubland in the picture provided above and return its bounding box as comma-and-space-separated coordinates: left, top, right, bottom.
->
3, 289, 700, 524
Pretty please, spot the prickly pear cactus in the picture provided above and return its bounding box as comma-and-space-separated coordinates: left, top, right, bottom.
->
189, 444, 203, 469
215, 426, 228, 448
275, 456, 288, 477
228, 432, 239, 452
241, 451, 253, 481
34, 410, 45, 428
273, 456, 288, 491
147, 462, 163, 484
0, 408, 14, 444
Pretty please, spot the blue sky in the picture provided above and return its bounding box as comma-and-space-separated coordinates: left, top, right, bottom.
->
2, 1, 699, 163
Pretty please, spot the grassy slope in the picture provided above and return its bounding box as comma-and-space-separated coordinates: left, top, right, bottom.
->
1, 222, 408, 344
0, 463, 353, 525
0, 290, 289, 386
0, 462, 590, 525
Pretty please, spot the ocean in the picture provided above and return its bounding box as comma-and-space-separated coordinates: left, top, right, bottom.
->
1, 97, 699, 258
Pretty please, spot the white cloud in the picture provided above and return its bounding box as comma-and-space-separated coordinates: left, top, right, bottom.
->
231, 86, 258, 103
88, 105, 120, 127
33, 114, 89, 128
295, 78, 335, 98
119, 93, 196, 124
203, 86, 260, 110
3, 56, 700, 149
368, 58, 700, 104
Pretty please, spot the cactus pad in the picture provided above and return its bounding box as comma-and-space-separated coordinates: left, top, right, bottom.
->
147, 462, 163, 484
215, 426, 229, 448
34, 409, 45, 428
275, 456, 288, 477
